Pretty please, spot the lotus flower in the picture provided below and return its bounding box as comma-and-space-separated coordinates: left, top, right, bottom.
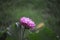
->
20, 17, 35, 29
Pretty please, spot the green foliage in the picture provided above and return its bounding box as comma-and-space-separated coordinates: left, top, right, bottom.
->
28, 27, 58, 40
46, 0, 60, 38
0, 0, 17, 28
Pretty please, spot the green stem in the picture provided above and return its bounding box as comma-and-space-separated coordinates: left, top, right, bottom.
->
20, 25, 25, 40
22, 27, 25, 40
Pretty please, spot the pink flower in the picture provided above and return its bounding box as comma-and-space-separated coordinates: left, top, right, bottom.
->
20, 17, 35, 29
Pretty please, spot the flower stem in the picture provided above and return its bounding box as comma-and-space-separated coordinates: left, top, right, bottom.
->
20, 25, 25, 40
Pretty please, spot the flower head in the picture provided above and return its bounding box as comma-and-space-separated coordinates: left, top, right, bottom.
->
20, 17, 35, 29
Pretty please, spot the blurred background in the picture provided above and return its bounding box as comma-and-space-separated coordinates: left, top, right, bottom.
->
0, 0, 60, 40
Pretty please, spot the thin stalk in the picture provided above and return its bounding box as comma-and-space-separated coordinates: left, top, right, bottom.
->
20, 25, 25, 40
22, 27, 25, 40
